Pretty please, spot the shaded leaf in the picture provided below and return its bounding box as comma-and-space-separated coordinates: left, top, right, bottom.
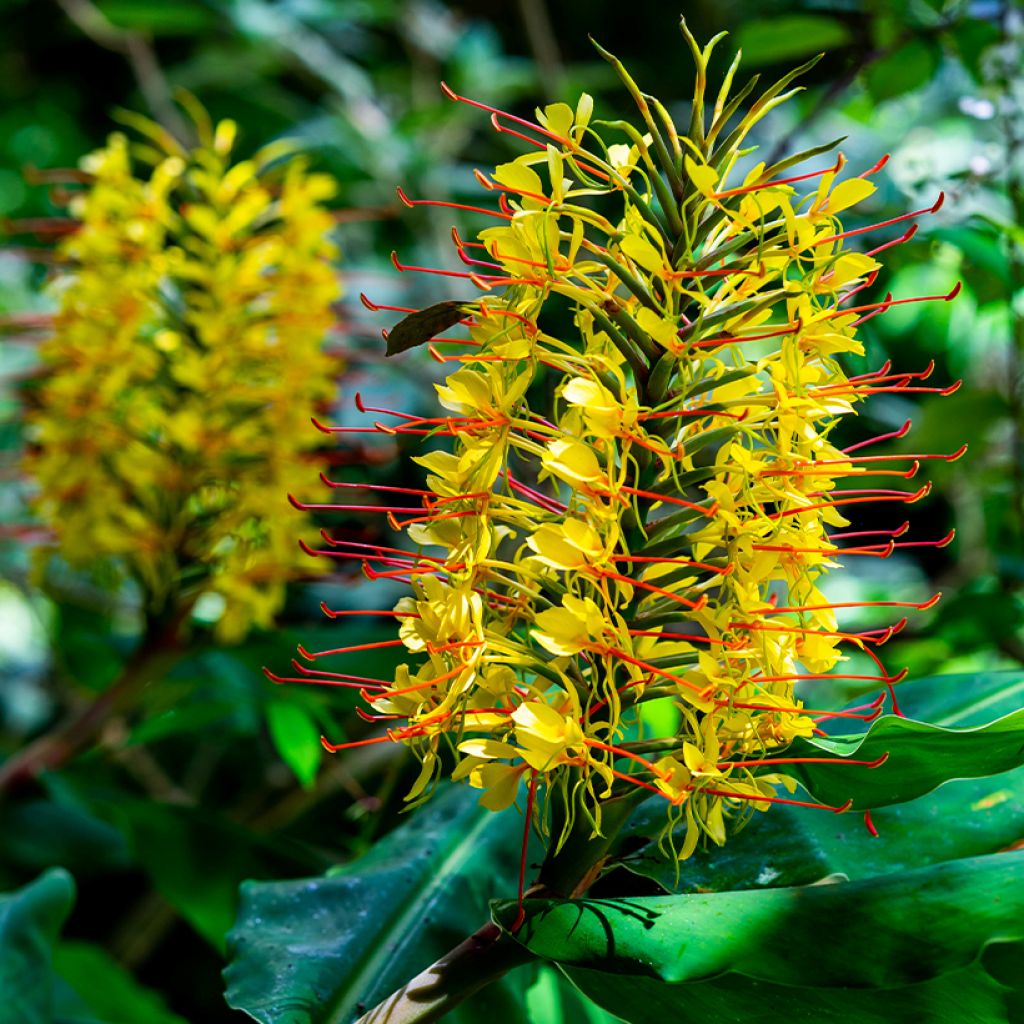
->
865, 39, 939, 102
385, 301, 467, 357
0, 869, 76, 1024
225, 785, 535, 1024
495, 853, 1024, 1024
623, 766, 1024, 894
267, 700, 321, 789
733, 16, 851, 67
53, 941, 188, 1024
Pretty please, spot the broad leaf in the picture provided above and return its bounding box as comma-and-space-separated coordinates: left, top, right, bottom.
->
623, 766, 1024, 893
525, 965, 623, 1024
788, 699, 1024, 811
224, 785, 536, 1024
495, 852, 1024, 1024
0, 869, 76, 1024
53, 941, 188, 1024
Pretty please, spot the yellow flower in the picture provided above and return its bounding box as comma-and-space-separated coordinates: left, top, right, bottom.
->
302, 24, 960, 860
25, 105, 340, 640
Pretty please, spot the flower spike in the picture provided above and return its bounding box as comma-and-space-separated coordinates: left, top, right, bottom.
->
280, 30, 965, 861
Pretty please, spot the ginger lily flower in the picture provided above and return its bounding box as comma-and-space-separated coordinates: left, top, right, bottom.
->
23, 105, 341, 640
284, 24, 965, 879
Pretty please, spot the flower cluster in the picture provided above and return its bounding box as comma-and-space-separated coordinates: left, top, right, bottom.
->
25, 108, 340, 640
287, 27, 963, 857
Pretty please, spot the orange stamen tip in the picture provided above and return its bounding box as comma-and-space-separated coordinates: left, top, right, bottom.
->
941, 380, 963, 395
891, 667, 909, 683
321, 735, 338, 752
948, 443, 968, 461
870, 752, 890, 768
320, 600, 336, 619
263, 667, 283, 684
359, 292, 379, 311
931, 191, 946, 213
921, 592, 942, 610
297, 644, 315, 661
864, 809, 880, 836
439, 80, 458, 100
396, 185, 414, 208
834, 799, 854, 814
311, 416, 334, 434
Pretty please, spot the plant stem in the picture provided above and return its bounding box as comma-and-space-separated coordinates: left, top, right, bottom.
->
353, 789, 644, 1024
352, 921, 533, 1024
0, 617, 181, 799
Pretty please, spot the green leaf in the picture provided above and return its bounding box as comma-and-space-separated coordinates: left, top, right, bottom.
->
541, 960, 1017, 1024
267, 700, 322, 788
787, 706, 1024, 811
884, 669, 1024, 729
0, 869, 76, 1024
225, 785, 535, 1024
94, 0, 217, 34
525, 965, 622, 1024
864, 39, 940, 102
0, 799, 131, 875
41, 774, 314, 953
495, 853, 1024, 1024
734, 16, 852, 67
53, 941, 188, 1024
624, 670, 1024, 893
623, 766, 1024, 894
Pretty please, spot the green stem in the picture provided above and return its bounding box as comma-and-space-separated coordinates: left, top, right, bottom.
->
355, 790, 644, 1023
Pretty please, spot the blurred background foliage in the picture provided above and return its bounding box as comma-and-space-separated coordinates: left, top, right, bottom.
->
1, 0, 1022, 1020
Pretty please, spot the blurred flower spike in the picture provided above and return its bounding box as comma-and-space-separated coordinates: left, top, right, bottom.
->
285, 23, 966, 860
24, 100, 341, 641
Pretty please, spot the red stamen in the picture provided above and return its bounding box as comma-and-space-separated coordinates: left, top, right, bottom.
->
814, 192, 945, 246
865, 223, 918, 257
396, 185, 511, 220
263, 666, 389, 690
750, 593, 941, 615
595, 570, 707, 610
722, 752, 889, 769
290, 494, 425, 514
709, 153, 845, 198
699, 786, 853, 814
829, 522, 910, 540
511, 769, 539, 933
844, 419, 912, 454
297, 639, 406, 660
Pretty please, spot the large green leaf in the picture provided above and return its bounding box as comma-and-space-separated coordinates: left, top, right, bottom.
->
42, 773, 316, 953
495, 852, 1024, 1024
51, 941, 189, 1024
224, 785, 537, 1024
525, 965, 623, 1024
886, 670, 1024, 728
0, 869, 76, 1024
788, 705, 1024, 812
624, 765, 1024, 894
624, 670, 1024, 893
